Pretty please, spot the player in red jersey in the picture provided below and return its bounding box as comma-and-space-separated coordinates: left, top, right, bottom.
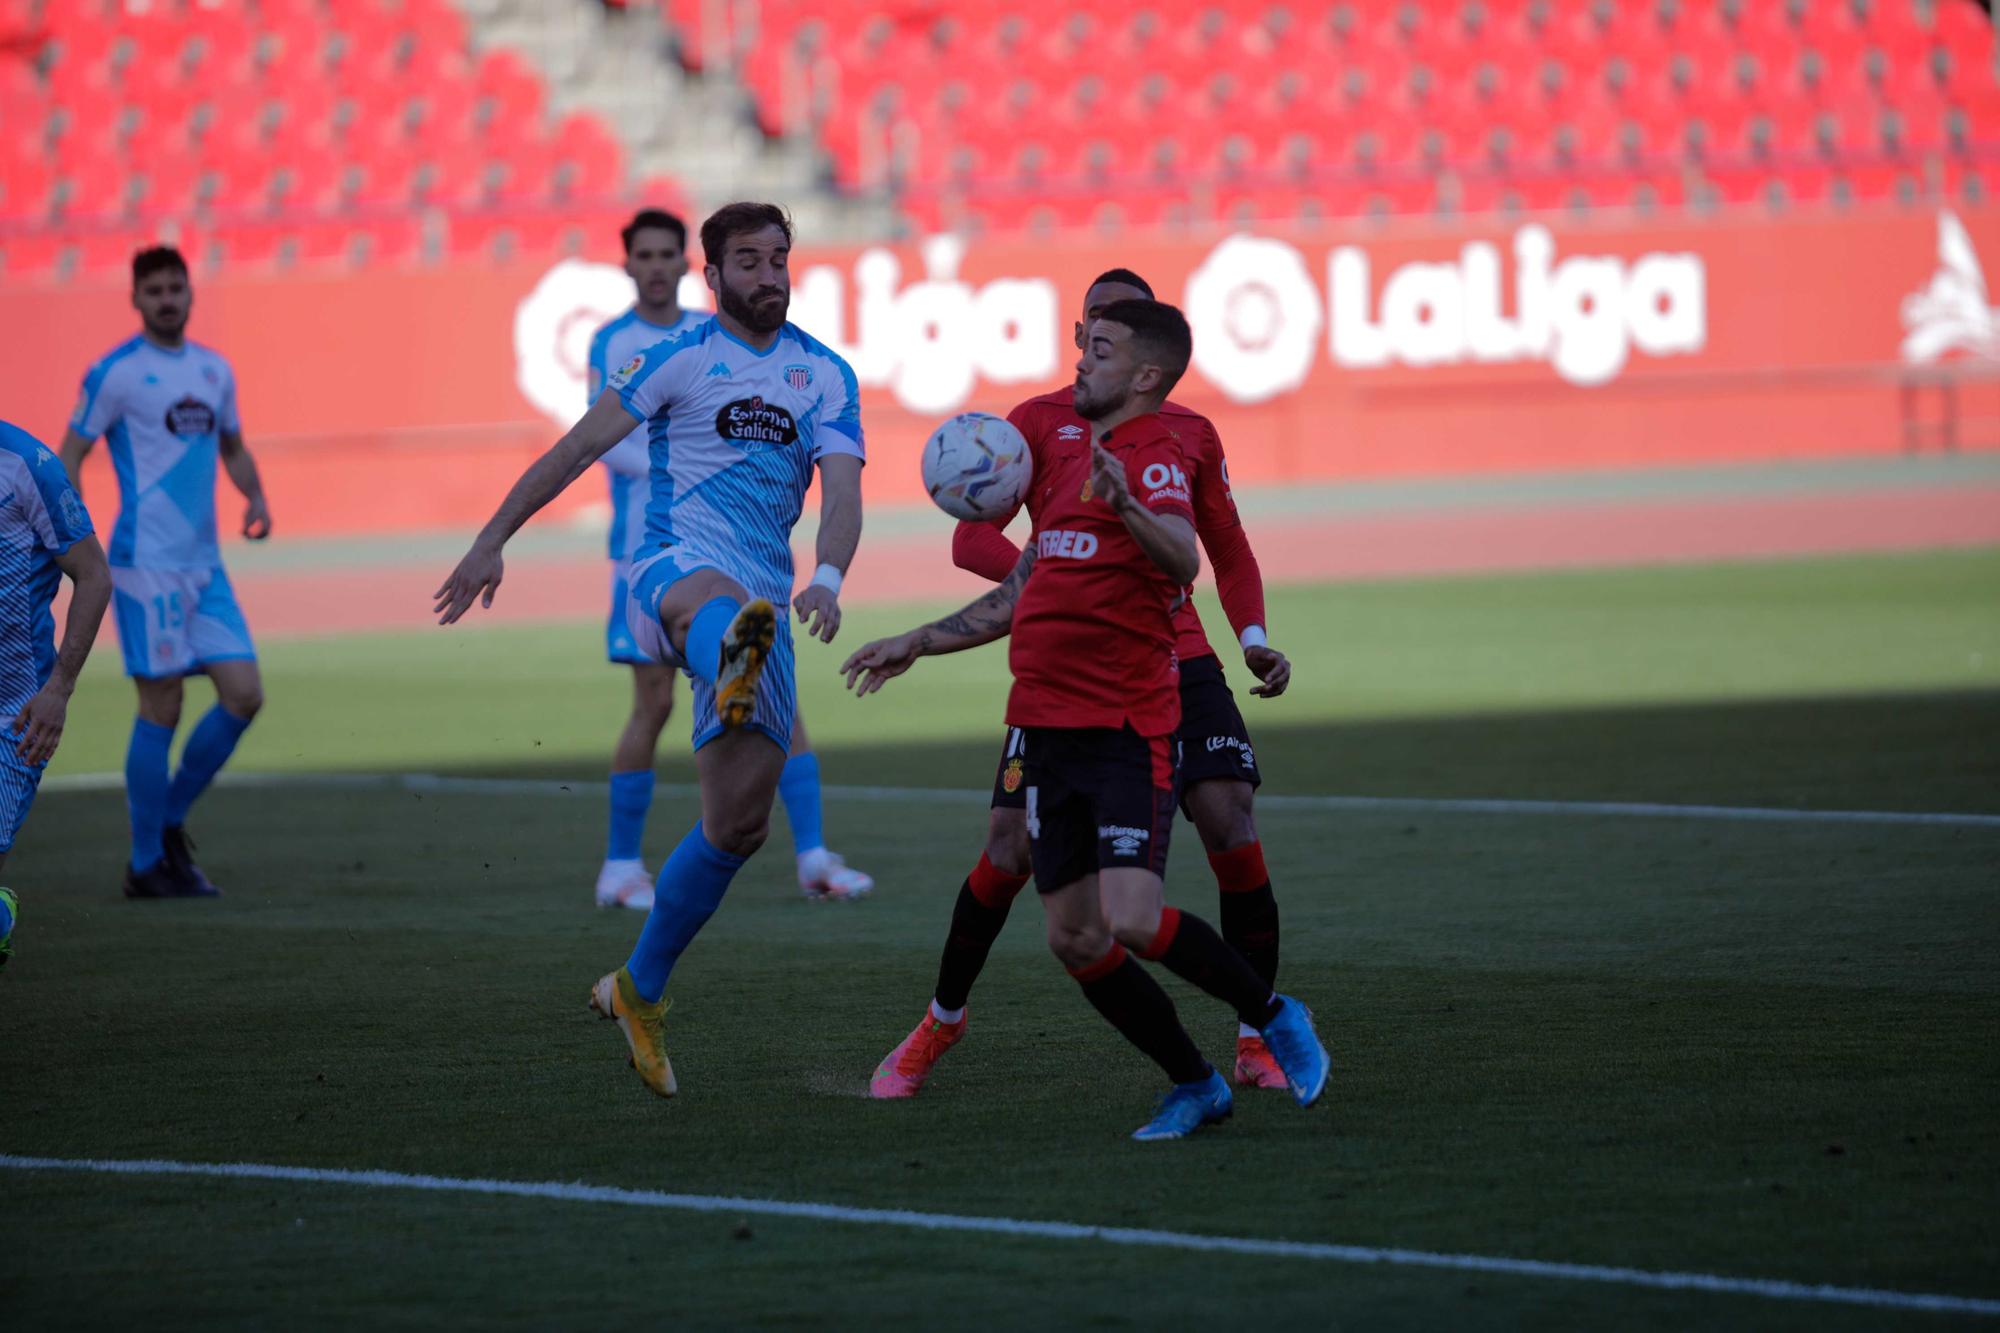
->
841, 300, 1328, 1140
870, 269, 1298, 1098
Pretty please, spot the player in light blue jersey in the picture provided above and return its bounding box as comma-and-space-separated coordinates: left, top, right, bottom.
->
60, 247, 273, 900
438, 202, 866, 1097
586, 208, 873, 912
0, 420, 113, 968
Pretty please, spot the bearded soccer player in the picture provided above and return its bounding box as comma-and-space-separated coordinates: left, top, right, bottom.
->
842, 300, 1328, 1140
437, 202, 865, 1098
1, 419, 113, 968
60, 246, 272, 899
871, 269, 1296, 1097
588, 207, 872, 911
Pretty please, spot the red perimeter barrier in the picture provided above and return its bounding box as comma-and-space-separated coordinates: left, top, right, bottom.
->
5, 206, 1997, 537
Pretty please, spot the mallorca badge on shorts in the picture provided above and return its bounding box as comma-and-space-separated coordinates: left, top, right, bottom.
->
1002, 756, 1024, 794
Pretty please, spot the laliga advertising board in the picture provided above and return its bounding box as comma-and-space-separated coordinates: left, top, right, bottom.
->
510, 210, 2000, 505
3, 209, 1994, 537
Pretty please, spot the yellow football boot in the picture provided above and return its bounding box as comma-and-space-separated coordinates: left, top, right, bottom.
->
589, 967, 677, 1097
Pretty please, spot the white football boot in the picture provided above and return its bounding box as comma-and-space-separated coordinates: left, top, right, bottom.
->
594, 859, 655, 910
798, 848, 874, 902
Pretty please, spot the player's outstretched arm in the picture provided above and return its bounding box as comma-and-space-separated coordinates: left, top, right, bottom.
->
434, 394, 637, 624
1089, 441, 1198, 585
841, 546, 1036, 696
794, 453, 863, 644
12, 535, 110, 765
218, 430, 273, 540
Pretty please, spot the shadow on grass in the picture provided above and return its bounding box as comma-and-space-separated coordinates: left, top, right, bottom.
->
432, 689, 2000, 815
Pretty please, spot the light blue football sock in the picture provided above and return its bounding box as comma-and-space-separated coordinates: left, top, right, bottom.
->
624, 824, 747, 1003
777, 751, 825, 855
126, 717, 174, 872
606, 769, 655, 862
164, 704, 253, 827
681, 595, 742, 691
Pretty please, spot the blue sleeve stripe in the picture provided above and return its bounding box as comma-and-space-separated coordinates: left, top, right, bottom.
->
72, 337, 142, 437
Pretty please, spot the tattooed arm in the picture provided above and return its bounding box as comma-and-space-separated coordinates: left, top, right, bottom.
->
841, 546, 1036, 696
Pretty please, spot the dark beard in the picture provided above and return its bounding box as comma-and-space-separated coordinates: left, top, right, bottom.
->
719, 282, 787, 336
1072, 381, 1125, 422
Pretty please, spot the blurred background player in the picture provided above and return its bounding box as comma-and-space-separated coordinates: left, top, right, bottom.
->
842, 300, 1328, 1140
872, 270, 1296, 1098
59, 247, 273, 900
436, 202, 866, 1098
0, 418, 112, 969
588, 207, 872, 910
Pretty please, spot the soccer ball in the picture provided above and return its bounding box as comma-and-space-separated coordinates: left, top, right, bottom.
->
920, 412, 1032, 522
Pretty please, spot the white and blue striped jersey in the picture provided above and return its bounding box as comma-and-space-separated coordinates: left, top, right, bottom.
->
609, 318, 865, 605
70, 336, 240, 571
0, 419, 95, 719
586, 307, 704, 562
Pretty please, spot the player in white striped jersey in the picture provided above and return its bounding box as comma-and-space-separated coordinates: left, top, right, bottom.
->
437, 203, 866, 1097
586, 210, 871, 911
1, 418, 112, 967
59, 247, 273, 899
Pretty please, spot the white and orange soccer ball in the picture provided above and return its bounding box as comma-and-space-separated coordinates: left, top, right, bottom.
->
920, 412, 1032, 522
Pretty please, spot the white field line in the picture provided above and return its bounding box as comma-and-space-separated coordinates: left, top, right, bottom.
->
2, 1155, 1994, 1317
39, 770, 2000, 829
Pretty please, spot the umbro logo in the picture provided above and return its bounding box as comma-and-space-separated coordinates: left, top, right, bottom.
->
1056, 424, 1084, 439
706, 362, 730, 378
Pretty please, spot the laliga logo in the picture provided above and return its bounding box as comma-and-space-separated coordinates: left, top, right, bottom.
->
1901, 210, 2000, 364
800, 235, 1058, 415
1185, 229, 1707, 399
513, 241, 1058, 425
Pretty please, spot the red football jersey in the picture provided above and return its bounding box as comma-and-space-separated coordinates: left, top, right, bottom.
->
991, 390, 1266, 665
1003, 412, 1197, 737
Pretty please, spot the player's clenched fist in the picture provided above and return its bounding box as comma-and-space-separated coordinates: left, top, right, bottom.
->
793, 584, 841, 643
841, 632, 921, 696
434, 540, 505, 624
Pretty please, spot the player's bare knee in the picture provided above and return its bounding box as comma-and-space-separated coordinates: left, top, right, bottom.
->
708, 814, 769, 859
135, 679, 183, 728
221, 686, 264, 721
1106, 902, 1165, 951
1190, 781, 1257, 853
1046, 917, 1108, 971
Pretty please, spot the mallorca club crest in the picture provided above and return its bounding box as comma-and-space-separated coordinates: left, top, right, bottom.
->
1002, 756, 1024, 794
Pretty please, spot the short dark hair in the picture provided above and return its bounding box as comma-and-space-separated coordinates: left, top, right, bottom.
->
621, 208, 686, 254
1090, 267, 1154, 299
1097, 298, 1192, 396
699, 201, 793, 265
132, 245, 187, 285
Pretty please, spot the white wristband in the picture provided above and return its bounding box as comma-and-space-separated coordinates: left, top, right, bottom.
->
810, 564, 843, 596
1239, 625, 1268, 650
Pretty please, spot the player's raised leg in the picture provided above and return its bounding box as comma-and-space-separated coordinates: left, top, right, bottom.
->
655, 567, 776, 729
1186, 777, 1286, 1088
785, 714, 873, 902
870, 772, 1031, 1098
600, 662, 675, 910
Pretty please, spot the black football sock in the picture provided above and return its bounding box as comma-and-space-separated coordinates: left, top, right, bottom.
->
1141, 908, 1283, 1030
1070, 945, 1211, 1086
931, 852, 1028, 1013
1210, 841, 1280, 989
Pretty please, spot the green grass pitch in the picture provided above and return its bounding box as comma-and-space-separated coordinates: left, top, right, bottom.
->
3, 549, 1997, 1329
